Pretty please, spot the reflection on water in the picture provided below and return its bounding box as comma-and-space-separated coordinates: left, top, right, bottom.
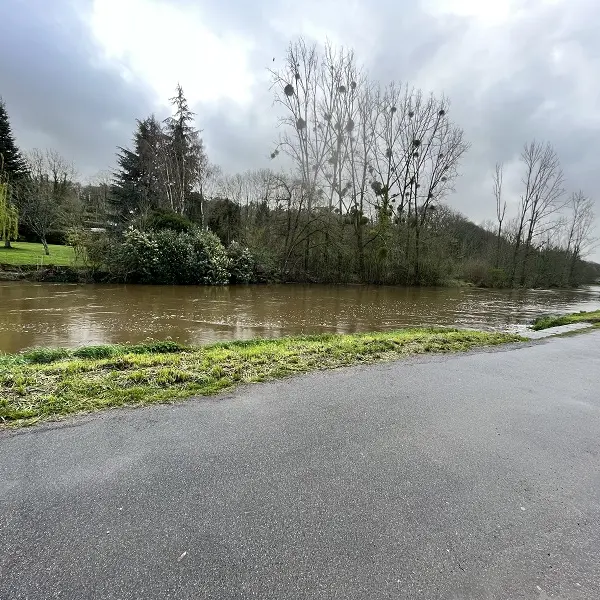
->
1, 282, 599, 353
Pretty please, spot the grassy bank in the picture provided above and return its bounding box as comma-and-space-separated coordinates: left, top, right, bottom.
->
532, 309, 600, 331
0, 242, 77, 266
0, 329, 523, 428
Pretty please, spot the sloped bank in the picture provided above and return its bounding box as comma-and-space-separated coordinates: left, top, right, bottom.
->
531, 309, 600, 330
0, 329, 522, 428
0, 264, 106, 283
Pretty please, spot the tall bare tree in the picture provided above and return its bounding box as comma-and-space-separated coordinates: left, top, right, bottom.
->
370, 88, 468, 281
493, 162, 506, 268
271, 40, 363, 274
563, 191, 596, 285
510, 141, 565, 286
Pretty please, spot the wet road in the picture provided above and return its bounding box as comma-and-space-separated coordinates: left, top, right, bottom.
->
1, 332, 599, 599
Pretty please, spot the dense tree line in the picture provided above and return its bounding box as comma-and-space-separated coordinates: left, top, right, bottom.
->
1, 40, 598, 287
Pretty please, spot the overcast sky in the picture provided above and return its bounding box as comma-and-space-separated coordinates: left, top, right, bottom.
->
1, 0, 599, 259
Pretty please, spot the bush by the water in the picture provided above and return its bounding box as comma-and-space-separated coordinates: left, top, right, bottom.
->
105, 228, 255, 285
227, 241, 256, 284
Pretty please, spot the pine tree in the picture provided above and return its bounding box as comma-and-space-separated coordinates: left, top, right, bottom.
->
0, 98, 28, 181
110, 88, 209, 228
163, 85, 207, 216
110, 116, 163, 226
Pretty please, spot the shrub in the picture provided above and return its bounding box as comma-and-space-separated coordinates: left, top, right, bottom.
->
105, 227, 232, 285
227, 241, 256, 284
45, 230, 67, 245
416, 261, 445, 286
486, 267, 508, 288
189, 229, 230, 285
66, 228, 111, 271
73, 345, 120, 360
148, 209, 194, 233
461, 259, 489, 287
247, 245, 279, 283
152, 229, 196, 284
33, 266, 83, 283
111, 228, 160, 283
128, 340, 187, 354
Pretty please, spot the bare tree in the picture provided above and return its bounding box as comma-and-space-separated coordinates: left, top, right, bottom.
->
19, 149, 76, 255
374, 89, 468, 281
493, 162, 506, 268
510, 141, 565, 286
563, 191, 597, 285
271, 40, 363, 273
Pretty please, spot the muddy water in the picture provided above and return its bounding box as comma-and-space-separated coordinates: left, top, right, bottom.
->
1, 282, 599, 353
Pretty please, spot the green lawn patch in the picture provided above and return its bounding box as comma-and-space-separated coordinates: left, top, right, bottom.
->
531, 309, 600, 331
0, 242, 77, 266
0, 329, 524, 428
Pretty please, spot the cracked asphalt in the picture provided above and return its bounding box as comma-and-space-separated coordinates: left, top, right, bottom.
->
1, 331, 599, 599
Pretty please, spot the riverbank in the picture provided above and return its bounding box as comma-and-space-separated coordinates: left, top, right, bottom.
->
0, 264, 99, 283
0, 265, 588, 290
532, 309, 600, 330
0, 262, 473, 287
0, 329, 522, 428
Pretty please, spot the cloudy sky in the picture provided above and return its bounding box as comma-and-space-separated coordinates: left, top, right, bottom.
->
1, 0, 599, 259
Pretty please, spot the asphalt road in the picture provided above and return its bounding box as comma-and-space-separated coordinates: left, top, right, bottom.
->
1, 332, 600, 600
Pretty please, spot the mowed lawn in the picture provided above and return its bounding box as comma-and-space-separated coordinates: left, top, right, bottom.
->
0, 242, 76, 266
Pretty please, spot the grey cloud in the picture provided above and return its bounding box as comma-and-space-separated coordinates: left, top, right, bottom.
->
371, 0, 600, 257
0, 0, 155, 176
201, 100, 277, 173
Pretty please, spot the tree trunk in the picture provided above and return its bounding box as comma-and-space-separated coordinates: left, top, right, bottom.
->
42, 237, 50, 255
509, 235, 522, 288
414, 225, 421, 284
519, 228, 534, 287
4, 239, 11, 249
519, 245, 530, 288
356, 222, 365, 281
495, 223, 502, 268
567, 252, 578, 286
304, 235, 310, 275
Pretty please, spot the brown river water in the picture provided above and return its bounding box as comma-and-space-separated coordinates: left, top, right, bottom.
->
1, 282, 599, 354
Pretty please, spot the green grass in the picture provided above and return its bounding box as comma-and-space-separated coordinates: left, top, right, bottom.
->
0, 242, 77, 266
0, 329, 524, 428
531, 309, 600, 331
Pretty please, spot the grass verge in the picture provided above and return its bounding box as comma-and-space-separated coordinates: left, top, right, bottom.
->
0, 242, 77, 266
0, 329, 523, 429
531, 309, 600, 331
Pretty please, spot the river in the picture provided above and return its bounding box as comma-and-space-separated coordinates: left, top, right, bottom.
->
1, 282, 599, 354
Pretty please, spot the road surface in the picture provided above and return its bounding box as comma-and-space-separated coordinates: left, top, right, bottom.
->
1, 332, 600, 599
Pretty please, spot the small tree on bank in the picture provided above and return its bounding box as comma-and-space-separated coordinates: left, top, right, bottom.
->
0, 98, 28, 248
19, 149, 76, 255
0, 179, 19, 249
